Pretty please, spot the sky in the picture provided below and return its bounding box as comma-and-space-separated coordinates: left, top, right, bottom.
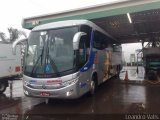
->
0, 0, 142, 62
0, 0, 120, 32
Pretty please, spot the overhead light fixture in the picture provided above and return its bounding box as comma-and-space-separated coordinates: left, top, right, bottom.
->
127, 13, 132, 24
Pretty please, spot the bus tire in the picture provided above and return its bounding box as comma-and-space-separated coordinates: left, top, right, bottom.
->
0, 82, 7, 94
145, 68, 148, 75
90, 75, 98, 95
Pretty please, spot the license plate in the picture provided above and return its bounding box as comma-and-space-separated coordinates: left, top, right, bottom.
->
40, 92, 50, 96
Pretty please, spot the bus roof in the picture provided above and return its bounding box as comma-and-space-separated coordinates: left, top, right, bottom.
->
32, 20, 117, 43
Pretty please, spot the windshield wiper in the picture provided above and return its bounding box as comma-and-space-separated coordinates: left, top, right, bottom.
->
56, 68, 76, 74
46, 48, 61, 77
30, 46, 44, 76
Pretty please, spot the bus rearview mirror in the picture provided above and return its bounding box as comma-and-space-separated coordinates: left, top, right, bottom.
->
12, 38, 28, 55
73, 32, 86, 50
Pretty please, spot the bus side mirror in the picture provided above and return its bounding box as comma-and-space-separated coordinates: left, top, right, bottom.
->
12, 38, 27, 55
73, 32, 86, 50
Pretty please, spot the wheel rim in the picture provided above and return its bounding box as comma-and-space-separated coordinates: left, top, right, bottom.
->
0, 84, 5, 92
90, 80, 95, 94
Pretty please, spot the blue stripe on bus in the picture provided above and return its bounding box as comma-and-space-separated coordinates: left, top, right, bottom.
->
80, 30, 95, 72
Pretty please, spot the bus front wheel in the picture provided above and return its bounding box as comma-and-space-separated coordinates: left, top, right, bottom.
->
0, 82, 7, 94
90, 76, 98, 95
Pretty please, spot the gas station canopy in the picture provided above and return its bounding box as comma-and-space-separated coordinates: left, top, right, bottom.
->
22, 0, 160, 44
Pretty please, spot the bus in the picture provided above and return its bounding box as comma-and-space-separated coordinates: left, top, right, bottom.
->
13, 20, 122, 99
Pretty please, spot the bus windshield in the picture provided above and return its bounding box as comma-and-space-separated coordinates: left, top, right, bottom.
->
24, 27, 78, 78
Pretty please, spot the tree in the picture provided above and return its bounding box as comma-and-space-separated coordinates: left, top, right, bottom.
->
0, 32, 6, 42
0, 27, 27, 43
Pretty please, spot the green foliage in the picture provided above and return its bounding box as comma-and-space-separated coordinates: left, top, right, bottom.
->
0, 27, 26, 43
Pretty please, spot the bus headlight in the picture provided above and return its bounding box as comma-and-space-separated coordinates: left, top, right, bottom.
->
24, 81, 30, 86
66, 89, 73, 97
60, 78, 78, 87
24, 90, 29, 95
24, 81, 33, 88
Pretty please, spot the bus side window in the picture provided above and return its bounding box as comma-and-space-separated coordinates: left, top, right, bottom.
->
79, 36, 87, 67
80, 25, 91, 48
94, 31, 107, 50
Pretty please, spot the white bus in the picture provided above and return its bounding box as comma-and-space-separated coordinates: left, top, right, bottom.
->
13, 20, 122, 99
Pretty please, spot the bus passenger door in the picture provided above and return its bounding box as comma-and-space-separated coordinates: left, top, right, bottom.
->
98, 49, 107, 82
78, 36, 91, 95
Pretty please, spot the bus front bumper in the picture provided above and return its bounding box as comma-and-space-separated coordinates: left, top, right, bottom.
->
23, 82, 80, 99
